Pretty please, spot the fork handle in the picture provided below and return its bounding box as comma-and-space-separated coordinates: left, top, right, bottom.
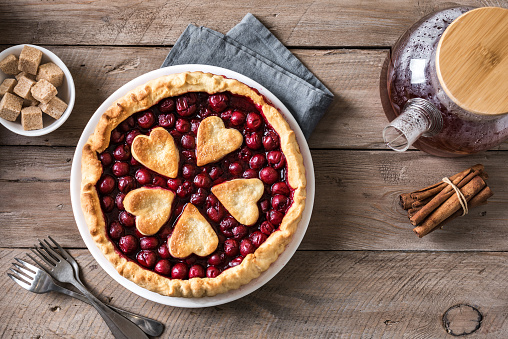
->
70, 280, 149, 339
52, 284, 164, 337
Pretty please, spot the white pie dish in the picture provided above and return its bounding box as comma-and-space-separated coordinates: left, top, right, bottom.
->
0, 44, 75, 136
70, 64, 314, 308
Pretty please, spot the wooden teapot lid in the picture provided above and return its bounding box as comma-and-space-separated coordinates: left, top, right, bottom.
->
436, 7, 508, 115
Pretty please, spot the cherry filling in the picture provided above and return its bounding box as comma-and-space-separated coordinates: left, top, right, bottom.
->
97, 91, 294, 280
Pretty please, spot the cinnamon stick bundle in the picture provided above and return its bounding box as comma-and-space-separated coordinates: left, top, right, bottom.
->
399, 164, 493, 237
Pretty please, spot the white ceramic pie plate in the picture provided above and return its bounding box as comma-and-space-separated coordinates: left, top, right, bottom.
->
70, 64, 315, 308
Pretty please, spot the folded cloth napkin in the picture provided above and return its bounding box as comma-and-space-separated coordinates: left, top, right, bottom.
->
161, 13, 333, 139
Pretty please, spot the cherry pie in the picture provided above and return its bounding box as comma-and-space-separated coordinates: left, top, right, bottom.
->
81, 72, 306, 297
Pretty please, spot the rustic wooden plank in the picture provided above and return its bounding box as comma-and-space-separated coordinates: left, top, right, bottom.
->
0, 0, 503, 47
1, 147, 507, 251
2, 248, 508, 338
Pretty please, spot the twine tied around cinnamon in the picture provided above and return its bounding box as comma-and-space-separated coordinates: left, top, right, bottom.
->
442, 177, 468, 216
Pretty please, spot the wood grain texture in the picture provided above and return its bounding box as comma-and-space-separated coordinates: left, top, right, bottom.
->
2, 248, 508, 338
1, 146, 506, 251
0, 0, 504, 47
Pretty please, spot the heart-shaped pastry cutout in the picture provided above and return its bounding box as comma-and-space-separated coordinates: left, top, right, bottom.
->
168, 203, 218, 258
131, 127, 179, 178
211, 178, 264, 226
123, 187, 175, 236
196, 116, 243, 166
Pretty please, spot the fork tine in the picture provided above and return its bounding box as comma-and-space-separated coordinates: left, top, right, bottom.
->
27, 252, 49, 270
15, 258, 39, 272
7, 273, 32, 289
38, 238, 63, 262
12, 263, 36, 278
48, 236, 71, 260
31, 247, 56, 266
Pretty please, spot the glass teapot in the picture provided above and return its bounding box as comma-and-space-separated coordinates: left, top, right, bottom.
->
381, 7, 508, 157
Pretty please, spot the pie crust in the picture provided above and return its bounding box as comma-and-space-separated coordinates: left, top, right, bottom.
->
81, 71, 306, 297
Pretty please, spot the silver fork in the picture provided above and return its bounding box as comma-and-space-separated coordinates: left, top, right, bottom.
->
8, 258, 164, 337
31, 237, 150, 339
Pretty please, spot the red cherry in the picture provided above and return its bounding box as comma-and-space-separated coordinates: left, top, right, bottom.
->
176, 181, 194, 199
230, 111, 246, 126
110, 128, 125, 144
262, 131, 280, 151
230, 256, 243, 267
119, 116, 135, 132
271, 182, 290, 196
113, 144, 131, 161
159, 98, 175, 112
208, 167, 223, 180
246, 112, 262, 130
206, 266, 220, 278
154, 259, 171, 275
98, 175, 116, 195
259, 167, 278, 185
224, 239, 239, 257
171, 262, 189, 279
118, 176, 135, 193
101, 196, 114, 212
152, 175, 167, 187
250, 231, 268, 248
190, 119, 200, 135
206, 205, 224, 223
260, 199, 270, 213
136, 250, 157, 268
194, 173, 212, 189
140, 237, 159, 250
190, 188, 207, 206
249, 154, 266, 169
181, 150, 196, 163
112, 161, 130, 177
99, 152, 113, 167
182, 164, 197, 179
199, 106, 214, 118
137, 110, 155, 129
208, 253, 223, 266
267, 151, 285, 169
238, 147, 253, 162
119, 211, 136, 227
130, 157, 140, 166
115, 193, 125, 210
176, 93, 198, 117
209, 93, 229, 112
158, 244, 171, 259
267, 210, 284, 226
232, 225, 248, 239
220, 109, 233, 121
118, 235, 138, 254
167, 178, 182, 191
243, 169, 258, 179
108, 221, 124, 239
125, 129, 141, 146
158, 113, 175, 128
175, 119, 191, 133
181, 134, 195, 149
245, 132, 262, 150
229, 162, 243, 176
135, 168, 152, 185
240, 239, 255, 256
272, 195, 289, 211
189, 264, 205, 278
260, 221, 275, 235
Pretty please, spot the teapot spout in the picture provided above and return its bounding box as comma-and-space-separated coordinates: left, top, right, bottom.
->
383, 98, 443, 152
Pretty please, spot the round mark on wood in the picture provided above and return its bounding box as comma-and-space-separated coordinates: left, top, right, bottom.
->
443, 304, 482, 336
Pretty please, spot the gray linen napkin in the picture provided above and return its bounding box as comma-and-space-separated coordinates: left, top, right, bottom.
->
161, 13, 333, 139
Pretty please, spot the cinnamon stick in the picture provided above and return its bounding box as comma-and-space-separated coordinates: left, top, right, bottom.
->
413, 176, 486, 238
409, 168, 482, 226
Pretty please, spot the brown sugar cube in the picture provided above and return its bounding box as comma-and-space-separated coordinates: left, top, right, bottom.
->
21, 106, 43, 130
0, 78, 17, 96
39, 96, 67, 119
15, 71, 35, 81
0, 92, 23, 121
0, 54, 19, 75
18, 45, 43, 75
31, 79, 57, 104
37, 63, 64, 87
13, 76, 36, 99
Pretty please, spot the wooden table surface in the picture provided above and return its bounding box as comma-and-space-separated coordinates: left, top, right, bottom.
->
1, 1, 508, 338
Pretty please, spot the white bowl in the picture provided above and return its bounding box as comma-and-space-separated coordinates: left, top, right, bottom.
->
0, 44, 75, 136
70, 64, 315, 308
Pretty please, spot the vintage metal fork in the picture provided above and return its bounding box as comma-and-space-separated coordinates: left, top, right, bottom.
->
8, 258, 164, 337
30, 237, 150, 339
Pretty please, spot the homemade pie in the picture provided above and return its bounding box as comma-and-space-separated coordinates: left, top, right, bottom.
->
81, 71, 306, 297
